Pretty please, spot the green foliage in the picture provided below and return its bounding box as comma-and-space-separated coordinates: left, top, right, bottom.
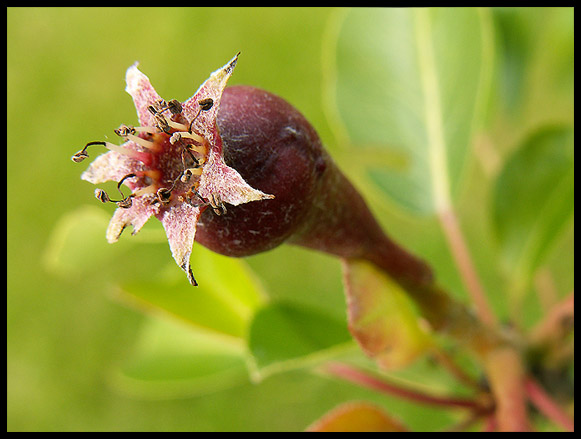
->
8, 7, 573, 431
492, 126, 574, 292
329, 8, 493, 214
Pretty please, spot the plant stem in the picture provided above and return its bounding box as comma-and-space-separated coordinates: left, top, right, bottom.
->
438, 208, 496, 326
484, 347, 531, 431
324, 362, 489, 412
431, 349, 482, 392
525, 377, 574, 432
529, 293, 574, 348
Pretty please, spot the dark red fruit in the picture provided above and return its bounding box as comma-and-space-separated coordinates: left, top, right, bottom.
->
196, 85, 433, 289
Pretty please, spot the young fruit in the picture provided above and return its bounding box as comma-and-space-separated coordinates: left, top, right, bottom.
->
198, 85, 433, 289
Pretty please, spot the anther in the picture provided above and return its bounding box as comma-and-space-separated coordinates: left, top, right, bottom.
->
167, 99, 182, 115
71, 150, 89, 163
181, 169, 193, 183
71, 141, 107, 162
94, 188, 133, 209
154, 113, 171, 133
116, 197, 133, 209
95, 188, 110, 203
198, 98, 214, 111
114, 124, 136, 137
156, 188, 172, 205
209, 193, 227, 216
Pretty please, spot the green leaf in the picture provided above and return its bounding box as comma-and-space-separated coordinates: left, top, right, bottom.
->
326, 8, 493, 214
45, 206, 266, 339
43, 206, 116, 279
43, 205, 166, 280
114, 316, 248, 399
342, 259, 433, 370
119, 245, 266, 339
492, 125, 574, 286
248, 301, 352, 374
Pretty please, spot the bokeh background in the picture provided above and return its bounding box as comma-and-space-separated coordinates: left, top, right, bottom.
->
8, 7, 573, 431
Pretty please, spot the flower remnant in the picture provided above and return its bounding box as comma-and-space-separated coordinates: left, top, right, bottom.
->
72, 54, 274, 286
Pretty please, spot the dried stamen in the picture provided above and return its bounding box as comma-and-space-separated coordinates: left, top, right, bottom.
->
167, 99, 182, 114
94, 188, 133, 209
71, 141, 106, 162
95, 188, 110, 203
209, 193, 227, 216
114, 124, 136, 137
156, 187, 172, 205
186, 98, 215, 133
198, 98, 214, 111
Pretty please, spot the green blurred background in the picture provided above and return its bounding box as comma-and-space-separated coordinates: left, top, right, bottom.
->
7, 7, 573, 431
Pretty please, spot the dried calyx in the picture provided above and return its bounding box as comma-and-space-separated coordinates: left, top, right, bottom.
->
72, 54, 273, 286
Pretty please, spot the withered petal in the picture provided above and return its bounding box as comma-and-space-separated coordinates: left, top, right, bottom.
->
158, 203, 201, 286
106, 196, 158, 243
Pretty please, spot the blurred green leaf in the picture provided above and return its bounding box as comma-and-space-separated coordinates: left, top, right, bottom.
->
342, 260, 433, 370
43, 206, 116, 279
492, 125, 574, 287
119, 245, 266, 339
45, 205, 266, 338
115, 316, 248, 399
492, 7, 574, 119
248, 301, 352, 374
327, 8, 493, 214
43, 205, 167, 280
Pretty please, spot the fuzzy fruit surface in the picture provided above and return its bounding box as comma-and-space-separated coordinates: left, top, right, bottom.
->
196, 85, 324, 256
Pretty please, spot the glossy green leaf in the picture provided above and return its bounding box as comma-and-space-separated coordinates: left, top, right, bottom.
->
119, 245, 266, 339
248, 301, 352, 373
327, 8, 493, 214
342, 259, 433, 370
492, 125, 574, 285
115, 316, 248, 399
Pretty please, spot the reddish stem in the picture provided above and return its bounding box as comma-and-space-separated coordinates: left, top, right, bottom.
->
324, 362, 487, 412
525, 377, 574, 432
438, 209, 496, 326
529, 293, 574, 347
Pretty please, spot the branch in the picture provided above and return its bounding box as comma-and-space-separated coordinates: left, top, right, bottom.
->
323, 362, 489, 412
529, 293, 574, 348
484, 347, 531, 431
525, 377, 574, 432
438, 209, 497, 326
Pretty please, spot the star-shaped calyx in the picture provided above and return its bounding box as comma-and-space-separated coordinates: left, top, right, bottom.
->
72, 54, 274, 286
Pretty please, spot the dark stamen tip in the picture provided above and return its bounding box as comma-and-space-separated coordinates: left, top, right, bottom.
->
198, 98, 214, 112
95, 188, 110, 203
71, 151, 88, 162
